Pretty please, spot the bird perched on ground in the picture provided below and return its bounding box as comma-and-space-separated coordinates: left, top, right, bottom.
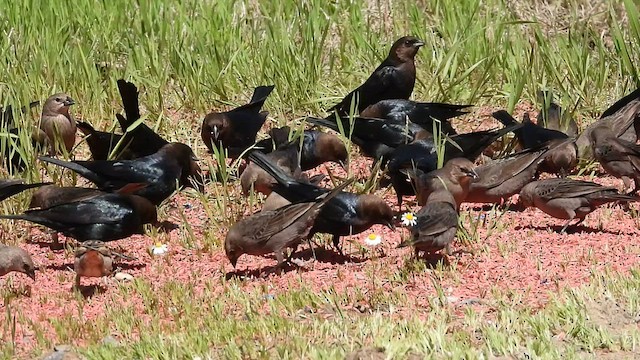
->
0, 244, 36, 280
253, 126, 293, 153
225, 178, 354, 269
40, 142, 203, 205
360, 99, 471, 135
240, 131, 347, 196
201, 85, 275, 158
115, 79, 169, 158
576, 88, 640, 160
77, 121, 127, 160
589, 123, 640, 193
328, 36, 424, 116
465, 139, 573, 204
404, 158, 478, 208
492, 110, 577, 177
262, 174, 326, 212
0, 179, 50, 202
519, 178, 640, 233
537, 90, 578, 137
398, 186, 459, 258
0, 192, 157, 242
39, 93, 76, 155
248, 151, 395, 255
74, 240, 135, 288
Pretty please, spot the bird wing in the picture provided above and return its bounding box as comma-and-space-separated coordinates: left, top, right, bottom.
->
248, 202, 317, 243
534, 179, 614, 201
413, 202, 458, 237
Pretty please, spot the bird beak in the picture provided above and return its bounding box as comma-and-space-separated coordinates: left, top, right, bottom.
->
63, 98, 75, 106
338, 159, 349, 171
212, 126, 219, 141
414, 40, 425, 48
27, 269, 36, 280
230, 258, 238, 268
467, 169, 479, 181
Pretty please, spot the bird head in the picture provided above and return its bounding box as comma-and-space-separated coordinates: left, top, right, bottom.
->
201, 113, 226, 153
315, 132, 349, 169
390, 36, 425, 62
517, 183, 536, 209
358, 195, 396, 231
43, 93, 75, 116
447, 158, 479, 184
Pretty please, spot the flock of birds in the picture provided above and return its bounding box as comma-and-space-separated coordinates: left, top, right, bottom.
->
1, 35, 640, 289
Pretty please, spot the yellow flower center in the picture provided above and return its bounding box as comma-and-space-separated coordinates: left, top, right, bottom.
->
405, 214, 414, 220
368, 234, 378, 240
154, 242, 163, 248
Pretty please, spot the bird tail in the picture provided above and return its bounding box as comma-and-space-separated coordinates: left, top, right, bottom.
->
76, 121, 96, 136
491, 110, 520, 127
247, 151, 297, 187
600, 87, 640, 119
0, 213, 60, 232
414, 102, 473, 121
0, 181, 52, 202
38, 156, 102, 185
234, 85, 276, 113
116, 79, 141, 129
306, 117, 342, 132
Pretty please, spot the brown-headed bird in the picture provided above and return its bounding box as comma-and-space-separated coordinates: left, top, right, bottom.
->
589, 123, 640, 193
492, 110, 577, 177
225, 178, 354, 269
39, 142, 203, 205
405, 158, 478, 208
398, 187, 458, 258
74, 240, 135, 288
240, 131, 347, 195
0, 192, 157, 242
328, 36, 424, 116
0, 179, 50, 202
519, 178, 640, 233
0, 244, 36, 280
39, 93, 76, 155
248, 151, 395, 254
465, 139, 573, 204
201, 85, 275, 158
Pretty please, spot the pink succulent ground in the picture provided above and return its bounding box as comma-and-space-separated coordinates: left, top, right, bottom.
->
2, 104, 640, 357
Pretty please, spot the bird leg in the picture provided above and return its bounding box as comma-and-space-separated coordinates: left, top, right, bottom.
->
332, 234, 344, 256
560, 217, 583, 234
284, 245, 299, 263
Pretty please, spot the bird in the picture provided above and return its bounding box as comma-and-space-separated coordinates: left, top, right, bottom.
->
576, 88, 640, 160
0, 179, 50, 202
492, 110, 577, 177
404, 158, 478, 208
398, 187, 459, 258
225, 178, 354, 269
39, 93, 77, 155
589, 123, 640, 193
328, 36, 424, 116
465, 139, 573, 204
76, 121, 128, 160
253, 126, 292, 153
115, 79, 169, 158
201, 85, 275, 157
74, 240, 135, 288
519, 178, 640, 233
0, 192, 158, 242
39, 142, 203, 205
383, 123, 522, 205
536, 90, 578, 137
0, 101, 47, 172
248, 151, 395, 254
0, 244, 36, 280
262, 174, 326, 212
360, 99, 471, 134
0, 100, 40, 125
240, 131, 347, 196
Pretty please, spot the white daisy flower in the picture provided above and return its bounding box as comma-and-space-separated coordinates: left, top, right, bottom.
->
150, 243, 169, 256
364, 233, 382, 246
401, 212, 417, 226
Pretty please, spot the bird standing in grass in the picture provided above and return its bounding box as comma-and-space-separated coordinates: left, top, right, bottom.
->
0, 244, 36, 280
39, 93, 76, 155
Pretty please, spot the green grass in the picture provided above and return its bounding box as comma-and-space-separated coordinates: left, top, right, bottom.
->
1, 0, 640, 358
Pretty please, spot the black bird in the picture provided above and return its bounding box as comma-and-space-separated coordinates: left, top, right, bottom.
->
0, 179, 50, 202
77, 121, 129, 160
248, 151, 395, 255
201, 85, 275, 157
39, 142, 202, 205
328, 36, 424, 116
1, 101, 46, 172
536, 90, 578, 137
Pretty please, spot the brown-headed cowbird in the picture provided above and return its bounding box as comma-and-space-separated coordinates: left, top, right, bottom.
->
537, 90, 578, 137
0, 192, 157, 241
262, 174, 325, 212
589, 123, 640, 193
328, 36, 424, 116
240, 131, 347, 195
225, 178, 354, 268
0, 244, 36, 280
519, 178, 640, 233
39, 93, 76, 155
248, 151, 395, 254
361, 99, 471, 135
40, 142, 203, 205
77, 121, 128, 160
465, 139, 573, 204
115, 79, 169, 158
577, 88, 640, 159
383, 123, 522, 205
492, 110, 577, 176
201, 85, 275, 157
0, 179, 50, 202
405, 158, 478, 208
73, 240, 135, 288
398, 188, 458, 257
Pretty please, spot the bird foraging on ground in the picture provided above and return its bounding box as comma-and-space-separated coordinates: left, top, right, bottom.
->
39, 93, 76, 155
74, 240, 135, 289
519, 178, 640, 233
225, 178, 354, 270
589, 123, 640, 194
404, 158, 478, 208
0, 244, 36, 280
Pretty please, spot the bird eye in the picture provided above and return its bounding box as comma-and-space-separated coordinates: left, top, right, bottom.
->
404, 40, 411, 45
55, 98, 61, 102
